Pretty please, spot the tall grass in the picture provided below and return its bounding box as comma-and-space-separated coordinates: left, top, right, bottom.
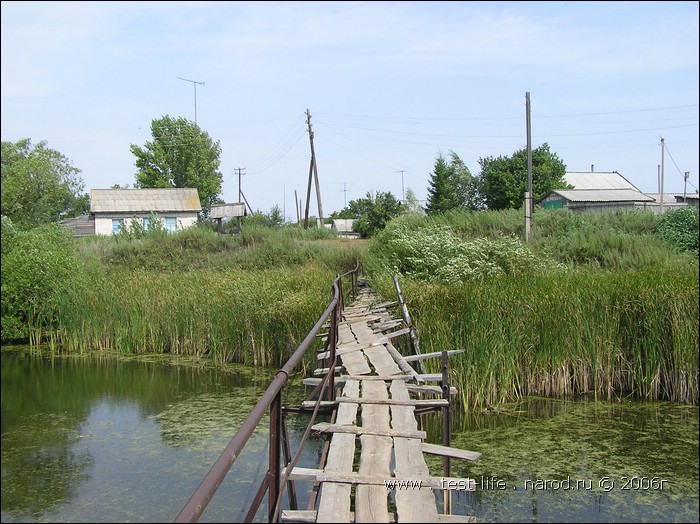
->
368, 269, 698, 408
29, 224, 366, 367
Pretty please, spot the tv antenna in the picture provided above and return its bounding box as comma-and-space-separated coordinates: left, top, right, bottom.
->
177, 77, 205, 124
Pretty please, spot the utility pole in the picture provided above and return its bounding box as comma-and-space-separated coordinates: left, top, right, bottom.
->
684, 172, 690, 202
660, 137, 665, 214
177, 77, 205, 124
236, 168, 246, 203
338, 182, 351, 208
294, 189, 300, 223
304, 109, 325, 229
397, 170, 406, 202
525, 92, 533, 243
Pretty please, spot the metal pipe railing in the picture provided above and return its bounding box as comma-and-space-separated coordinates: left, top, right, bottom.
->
174, 261, 360, 523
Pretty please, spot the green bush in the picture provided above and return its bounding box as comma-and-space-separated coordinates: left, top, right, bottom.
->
1, 222, 92, 342
657, 206, 699, 254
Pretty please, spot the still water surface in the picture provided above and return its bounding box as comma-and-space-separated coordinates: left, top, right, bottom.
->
1, 348, 698, 523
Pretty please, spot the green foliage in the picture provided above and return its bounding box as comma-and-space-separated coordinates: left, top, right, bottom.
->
1, 139, 88, 228
426, 151, 481, 215
130, 115, 224, 214
332, 191, 403, 238
657, 206, 699, 254
478, 143, 568, 210
370, 221, 565, 284
1, 223, 93, 342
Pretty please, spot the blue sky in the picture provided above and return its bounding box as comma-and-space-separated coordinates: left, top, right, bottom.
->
2, 1, 698, 220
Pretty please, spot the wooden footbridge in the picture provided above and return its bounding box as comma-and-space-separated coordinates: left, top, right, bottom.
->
175, 265, 481, 523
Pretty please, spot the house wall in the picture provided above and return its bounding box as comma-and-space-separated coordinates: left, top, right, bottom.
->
94, 212, 198, 235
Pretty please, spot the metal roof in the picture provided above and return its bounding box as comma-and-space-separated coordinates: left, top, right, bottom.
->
551, 189, 655, 203
90, 188, 202, 213
564, 172, 640, 191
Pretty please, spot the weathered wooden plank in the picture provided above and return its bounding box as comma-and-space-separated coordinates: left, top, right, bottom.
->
362, 343, 403, 377
339, 374, 412, 381
406, 384, 458, 396
298, 400, 338, 410
336, 397, 449, 407
356, 379, 392, 522
280, 509, 317, 523
280, 509, 475, 524
384, 327, 411, 339
284, 467, 475, 490
384, 341, 424, 383
390, 380, 440, 523
317, 379, 360, 523
317, 341, 386, 360
312, 422, 426, 440
422, 442, 482, 461
403, 349, 465, 362
340, 349, 372, 376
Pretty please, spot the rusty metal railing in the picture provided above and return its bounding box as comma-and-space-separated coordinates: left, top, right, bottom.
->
174, 261, 361, 523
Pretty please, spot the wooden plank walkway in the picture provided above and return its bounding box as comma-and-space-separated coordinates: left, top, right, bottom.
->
284, 285, 479, 523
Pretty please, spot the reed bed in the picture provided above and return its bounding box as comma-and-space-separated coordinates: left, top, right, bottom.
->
54, 263, 344, 367
369, 266, 698, 409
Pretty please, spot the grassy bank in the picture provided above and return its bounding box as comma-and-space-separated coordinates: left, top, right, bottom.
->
2, 220, 366, 368
366, 208, 699, 407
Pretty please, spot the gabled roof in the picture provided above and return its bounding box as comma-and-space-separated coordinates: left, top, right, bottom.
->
90, 188, 202, 213
564, 171, 641, 191
549, 189, 655, 203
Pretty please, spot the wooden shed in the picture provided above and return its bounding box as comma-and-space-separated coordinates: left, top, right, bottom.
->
540, 171, 655, 212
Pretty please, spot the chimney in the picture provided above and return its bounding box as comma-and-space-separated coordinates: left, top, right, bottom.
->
591, 164, 594, 172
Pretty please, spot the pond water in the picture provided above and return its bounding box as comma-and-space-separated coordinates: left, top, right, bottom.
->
1, 348, 698, 523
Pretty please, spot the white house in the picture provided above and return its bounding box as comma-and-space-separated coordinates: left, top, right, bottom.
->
90, 188, 202, 235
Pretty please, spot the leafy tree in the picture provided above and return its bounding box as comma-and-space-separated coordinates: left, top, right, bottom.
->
1, 139, 88, 228
130, 115, 224, 215
402, 187, 425, 215
477, 143, 568, 210
426, 151, 481, 215
331, 191, 403, 238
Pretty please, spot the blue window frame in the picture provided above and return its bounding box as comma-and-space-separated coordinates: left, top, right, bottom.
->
112, 219, 124, 234
142, 217, 151, 229
165, 217, 177, 233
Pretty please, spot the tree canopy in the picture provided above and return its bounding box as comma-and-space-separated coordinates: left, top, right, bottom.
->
426, 151, 482, 215
1, 139, 88, 229
331, 190, 403, 237
130, 115, 224, 215
477, 143, 568, 210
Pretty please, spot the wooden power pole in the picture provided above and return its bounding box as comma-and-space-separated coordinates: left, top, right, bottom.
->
303, 109, 325, 229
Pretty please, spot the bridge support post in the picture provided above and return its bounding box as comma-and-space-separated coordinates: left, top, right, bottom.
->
441, 349, 452, 515
268, 392, 282, 522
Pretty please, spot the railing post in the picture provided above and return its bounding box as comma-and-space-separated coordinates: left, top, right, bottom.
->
393, 274, 425, 373
268, 392, 282, 522
441, 349, 452, 515
327, 282, 339, 402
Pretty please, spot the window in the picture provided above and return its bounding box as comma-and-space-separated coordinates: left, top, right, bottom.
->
165, 217, 178, 233
112, 219, 124, 234
142, 217, 151, 230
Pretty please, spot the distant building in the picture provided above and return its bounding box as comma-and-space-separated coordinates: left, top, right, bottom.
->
540, 171, 684, 214
60, 188, 202, 237
331, 219, 359, 238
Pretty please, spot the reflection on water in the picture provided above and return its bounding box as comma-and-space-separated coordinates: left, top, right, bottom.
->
0, 347, 317, 523
1, 348, 698, 523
